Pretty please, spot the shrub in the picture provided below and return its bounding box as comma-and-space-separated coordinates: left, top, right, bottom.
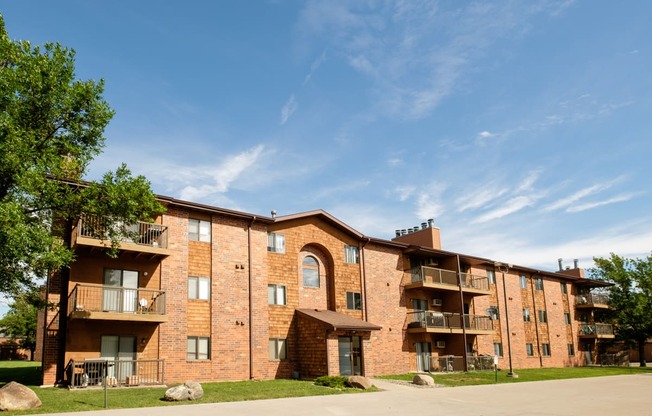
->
314, 376, 350, 389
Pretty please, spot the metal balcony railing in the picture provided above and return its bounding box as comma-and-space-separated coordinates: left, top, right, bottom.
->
575, 293, 609, 306
69, 284, 166, 316
430, 355, 494, 372
407, 311, 493, 331
66, 359, 165, 388
578, 323, 614, 336
76, 216, 168, 249
410, 266, 490, 291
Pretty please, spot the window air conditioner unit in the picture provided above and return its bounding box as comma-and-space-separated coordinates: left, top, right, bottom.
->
432, 299, 443, 307
435, 341, 446, 348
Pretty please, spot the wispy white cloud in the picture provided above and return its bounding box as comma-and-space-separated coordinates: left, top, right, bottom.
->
456, 185, 508, 212
303, 50, 327, 85
415, 182, 447, 219
516, 170, 542, 192
478, 130, 494, 139
472, 195, 535, 223
394, 185, 416, 202
567, 193, 639, 213
280, 94, 298, 125
299, 1, 572, 120
179, 145, 265, 201
542, 178, 627, 212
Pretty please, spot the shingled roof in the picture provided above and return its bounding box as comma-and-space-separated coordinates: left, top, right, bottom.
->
296, 309, 382, 331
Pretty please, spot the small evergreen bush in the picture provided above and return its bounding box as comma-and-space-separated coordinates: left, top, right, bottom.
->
314, 375, 350, 389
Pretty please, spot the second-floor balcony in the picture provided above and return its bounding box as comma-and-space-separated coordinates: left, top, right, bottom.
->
406, 266, 491, 295
74, 216, 170, 257
68, 283, 167, 323
578, 323, 615, 338
406, 311, 494, 334
575, 293, 610, 309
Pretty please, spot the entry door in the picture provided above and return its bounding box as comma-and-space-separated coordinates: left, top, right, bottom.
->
338, 336, 362, 376
584, 343, 594, 365
101, 336, 136, 381
103, 269, 138, 312
416, 342, 431, 372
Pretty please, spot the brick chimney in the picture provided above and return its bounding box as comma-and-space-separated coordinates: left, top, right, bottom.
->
392, 219, 441, 250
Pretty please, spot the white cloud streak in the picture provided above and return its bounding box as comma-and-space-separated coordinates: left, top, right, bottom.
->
280, 94, 298, 125
473, 195, 534, 223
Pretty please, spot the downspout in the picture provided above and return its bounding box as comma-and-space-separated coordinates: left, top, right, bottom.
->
247, 216, 256, 380
456, 255, 468, 372
530, 274, 543, 367
360, 238, 371, 321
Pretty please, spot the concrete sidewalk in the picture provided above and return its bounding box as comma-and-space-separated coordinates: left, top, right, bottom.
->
36, 374, 652, 416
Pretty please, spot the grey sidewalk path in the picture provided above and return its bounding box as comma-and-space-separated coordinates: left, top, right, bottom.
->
35, 374, 652, 416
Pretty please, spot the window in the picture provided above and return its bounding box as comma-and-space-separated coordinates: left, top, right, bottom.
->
344, 245, 360, 264
188, 276, 210, 300
526, 343, 534, 356
346, 292, 362, 310
560, 282, 568, 294
568, 343, 575, 356
302, 256, 319, 287
267, 233, 285, 253
523, 308, 531, 322
520, 275, 527, 288
564, 312, 571, 325
535, 277, 544, 291
269, 338, 287, 360
187, 336, 210, 360
189, 219, 210, 242
268, 284, 286, 305
487, 306, 499, 320
487, 270, 496, 285
541, 343, 551, 356
494, 342, 503, 357
538, 310, 548, 323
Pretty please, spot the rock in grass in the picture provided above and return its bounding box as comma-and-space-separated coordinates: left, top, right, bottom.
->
164, 382, 204, 401
348, 376, 373, 389
413, 374, 435, 386
0, 381, 42, 411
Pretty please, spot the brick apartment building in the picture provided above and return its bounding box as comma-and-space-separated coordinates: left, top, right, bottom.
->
35, 196, 614, 387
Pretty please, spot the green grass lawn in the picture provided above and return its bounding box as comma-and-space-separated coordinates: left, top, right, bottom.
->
0, 361, 368, 415
377, 365, 652, 387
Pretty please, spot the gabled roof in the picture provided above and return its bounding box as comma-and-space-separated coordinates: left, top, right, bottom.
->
272, 209, 365, 239
296, 309, 382, 331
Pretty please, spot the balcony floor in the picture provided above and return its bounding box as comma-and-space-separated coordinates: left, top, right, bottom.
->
69, 310, 168, 323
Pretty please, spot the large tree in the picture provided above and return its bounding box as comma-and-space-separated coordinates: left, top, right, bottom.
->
590, 253, 652, 366
0, 287, 42, 360
0, 14, 164, 294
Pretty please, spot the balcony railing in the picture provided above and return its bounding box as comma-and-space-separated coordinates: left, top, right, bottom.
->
76, 216, 168, 249
66, 359, 165, 388
429, 355, 494, 372
575, 293, 609, 306
69, 284, 166, 319
409, 266, 490, 292
578, 323, 614, 337
460, 273, 490, 291
407, 311, 493, 331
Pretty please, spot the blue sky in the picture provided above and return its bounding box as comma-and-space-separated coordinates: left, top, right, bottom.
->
2, 0, 651, 297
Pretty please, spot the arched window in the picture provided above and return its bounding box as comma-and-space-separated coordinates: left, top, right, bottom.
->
302, 256, 319, 288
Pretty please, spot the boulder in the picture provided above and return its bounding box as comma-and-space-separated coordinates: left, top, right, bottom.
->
412, 374, 435, 386
164, 382, 204, 401
348, 376, 372, 390
0, 381, 42, 411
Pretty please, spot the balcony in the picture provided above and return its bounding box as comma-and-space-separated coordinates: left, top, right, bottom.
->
575, 293, 610, 309
74, 216, 170, 257
406, 311, 494, 334
405, 266, 491, 295
68, 283, 167, 323
578, 323, 615, 339
66, 358, 165, 389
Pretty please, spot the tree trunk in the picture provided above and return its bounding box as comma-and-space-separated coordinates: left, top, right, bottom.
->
638, 340, 647, 367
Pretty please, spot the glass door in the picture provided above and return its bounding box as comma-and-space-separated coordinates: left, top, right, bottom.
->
103, 269, 138, 312
101, 335, 136, 382
338, 336, 362, 376
416, 342, 431, 372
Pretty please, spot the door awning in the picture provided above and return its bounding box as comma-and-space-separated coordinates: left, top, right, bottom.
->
296, 309, 382, 332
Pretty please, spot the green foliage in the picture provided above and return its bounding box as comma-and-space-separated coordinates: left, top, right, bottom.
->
590, 253, 652, 366
0, 14, 164, 293
314, 375, 351, 389
0, 287, 47, 358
